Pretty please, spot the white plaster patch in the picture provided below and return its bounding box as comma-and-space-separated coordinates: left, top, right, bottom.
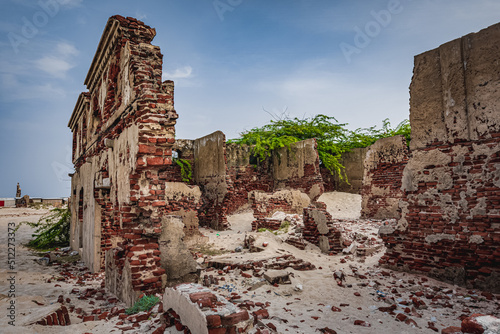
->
163, 284, 209, 334
164, 182, 202, 203
468, 234, 484, 244
121, 42, 131, 107
494, 164, 500, 188
468, 197, 487, 219
425, 233, 455, 244
99, 75, 107, 111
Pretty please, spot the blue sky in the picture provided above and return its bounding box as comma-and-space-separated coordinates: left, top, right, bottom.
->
1, 0, 499, 197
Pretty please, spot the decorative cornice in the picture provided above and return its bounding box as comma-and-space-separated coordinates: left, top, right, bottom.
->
68, 92, 90, 130
84, 17, 121, 92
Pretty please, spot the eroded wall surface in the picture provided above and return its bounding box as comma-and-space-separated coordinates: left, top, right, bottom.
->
380, 23, 500, 292
321, 147, 368, 194
272, 138, 324, 201
193, 131, 230, 230
361, 135, 409, 219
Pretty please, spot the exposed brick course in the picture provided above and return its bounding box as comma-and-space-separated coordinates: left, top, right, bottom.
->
361, 135, 409, 219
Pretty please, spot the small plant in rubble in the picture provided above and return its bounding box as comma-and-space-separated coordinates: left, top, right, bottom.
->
125, 294, 160, 315
279, 220, 291, 233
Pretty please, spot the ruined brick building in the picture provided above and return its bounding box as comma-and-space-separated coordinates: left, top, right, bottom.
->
68, 15, 328, 306
68, 15, 499, 308
68, 15, 184, 305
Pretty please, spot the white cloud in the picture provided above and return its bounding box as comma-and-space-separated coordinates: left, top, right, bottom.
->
255, 63, 410, 131
163, 66, 193, 80
32, 41, 78, 78
135, 12, 148, 20
56, 42, 79, 57
35, 56, 74, 78
0, 73, 66, 100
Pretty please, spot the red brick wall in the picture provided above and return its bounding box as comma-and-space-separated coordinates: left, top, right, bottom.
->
303, 202, 343, 254
69, 15, 180, 301
361, 135, 409, 219
380, 137, 500, 291
379, 23, 500, 292
225, 163, 273, 215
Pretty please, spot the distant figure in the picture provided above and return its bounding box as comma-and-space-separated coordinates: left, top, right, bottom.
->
16, 183, 21, 197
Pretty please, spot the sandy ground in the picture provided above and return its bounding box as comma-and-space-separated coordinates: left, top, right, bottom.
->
0, 207, 141, 334
1, 193, 499, 334
199, 192, 500, 333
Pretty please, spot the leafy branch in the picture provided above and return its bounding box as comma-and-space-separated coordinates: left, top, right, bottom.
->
15, 207, 71, 250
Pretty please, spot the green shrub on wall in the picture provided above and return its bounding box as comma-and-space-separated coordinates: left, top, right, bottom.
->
228, 114, 410, 181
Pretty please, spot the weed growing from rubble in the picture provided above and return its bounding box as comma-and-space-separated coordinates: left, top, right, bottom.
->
190, 243, 229, 256
229, 115, 410, 181
15, 207, 70, 250
125, 294, 160, 315
257, 222, 290, 235
279, 220, 290, 233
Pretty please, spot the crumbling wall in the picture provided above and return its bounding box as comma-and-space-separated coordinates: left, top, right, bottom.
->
302, 202, 343, 254
69, 16, 198, 305
194, 131, 230, 230
192, 136, 325, 230
225, 143, 273, 214
243, 139, 325, 230
249, 189, 310, 231
272, 138, 324, 201
163, 283, 253, 333
379, 23, 500, 292
321, 147, 368, 193
361, 135, 409, 219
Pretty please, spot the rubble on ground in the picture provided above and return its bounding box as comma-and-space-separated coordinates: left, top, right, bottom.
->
2, 207, 499, 333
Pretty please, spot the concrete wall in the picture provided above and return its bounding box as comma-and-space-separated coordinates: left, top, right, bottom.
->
380, 22, 500, 292
0, 198, 16, 207
322, 147, 368, 194
194, 131, 229, 230
273, 138, 324, 201
361, 135, 409, 219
